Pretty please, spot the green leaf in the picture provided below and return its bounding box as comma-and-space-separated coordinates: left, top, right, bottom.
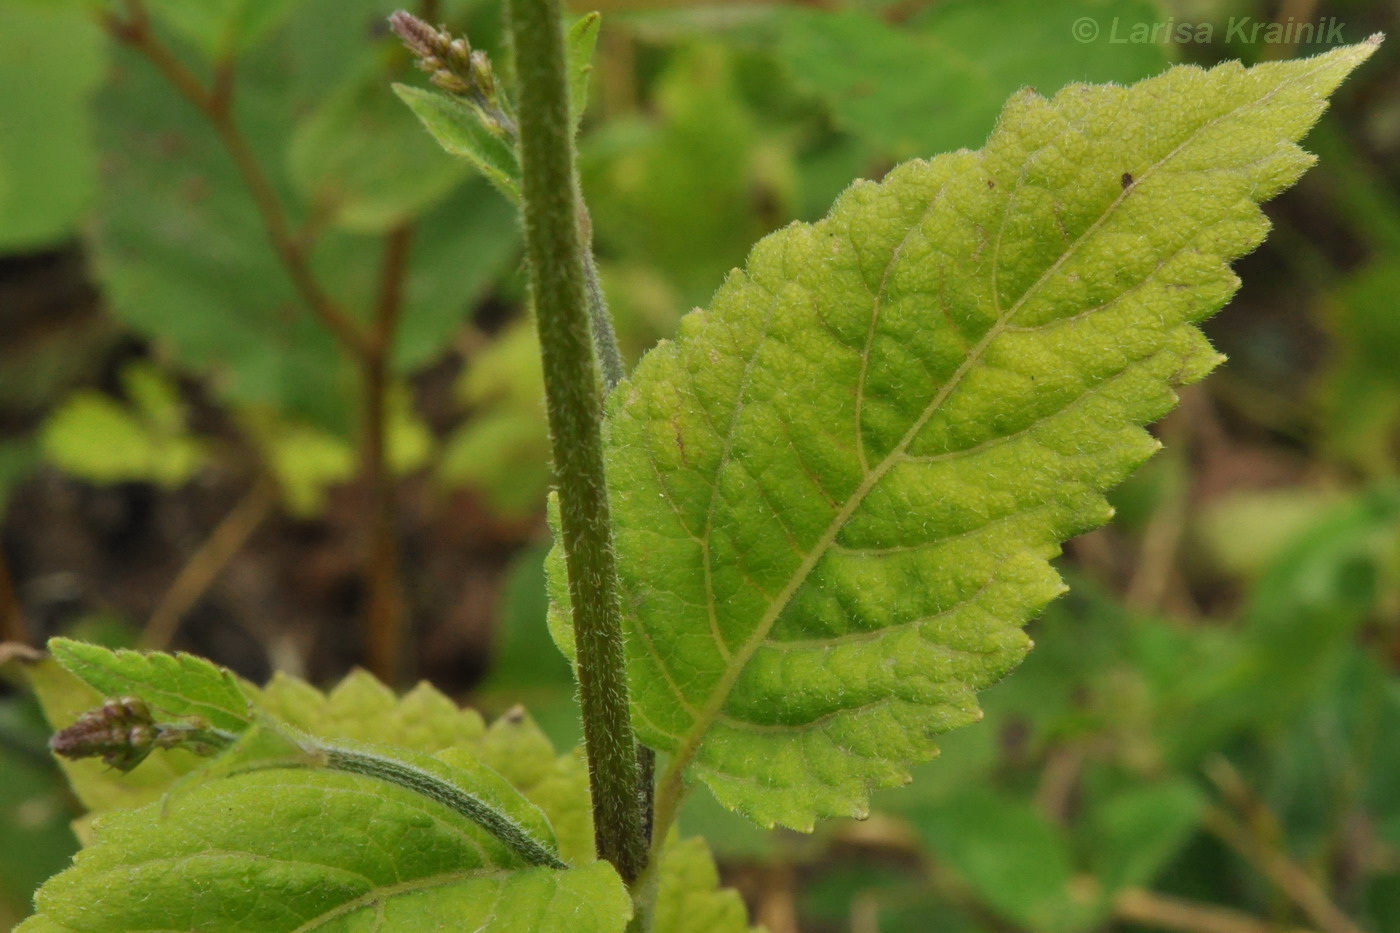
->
0, 1, 105, 250
91, 30, 516, 433
551, 44, 1379, 829
144, 0, 303, 61
777, 0, 1169, 159
1086, 779, 1204, 895
40, 364, 208, 488
25, 656, 206, 818
395, 83, 523, 202
566, 12, 601, 132
49, 639, 255, 734
582, 44, 781, 305
288, 59, 468, 232
26, 654, 764, 933
19, 767, 631, 933
256, 669, 596, 863
439, 322, 553, 517
912, 787, 1089, 932
652, 836, 762, 933
259, 668, 488, 752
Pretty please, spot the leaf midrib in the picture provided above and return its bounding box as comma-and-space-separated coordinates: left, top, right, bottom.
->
653, 55, 1333, 800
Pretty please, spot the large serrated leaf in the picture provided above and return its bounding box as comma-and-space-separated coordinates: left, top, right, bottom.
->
551, 44, 1379, 830
18, 767, 631, 933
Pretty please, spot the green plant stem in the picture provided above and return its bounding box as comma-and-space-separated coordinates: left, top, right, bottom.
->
320, 746, 565, 869
583, 235, 626, 393
53, 708, 567, 870
508, 0, 646, 885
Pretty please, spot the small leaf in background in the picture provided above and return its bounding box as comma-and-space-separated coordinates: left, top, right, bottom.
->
289, 60, 469, 233
0, 685, 78, 928
1320, 257, 1400, 473
1084, 779, 1204, 896
241, 408, 356, 516
0, 2, 105, 251
143, 0, 303, 62
480, 545, 575, 692
387, 385, 435, 474
236, 389, 431, 517
40, 363, 207, 488
913, 787, 1091, 932
395, 84, 524, 202
553, 42, 1378, 830
566, 12, 601, 132
776, 0, 1169, 159
439, 322, 553, 518
1196, 486, 1342, 579
582, 43, 788, 306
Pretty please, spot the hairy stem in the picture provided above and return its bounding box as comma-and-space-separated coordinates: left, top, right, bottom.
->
583, 233, 626, 392
321, 746, 565, 869
52, 704, 565, 869
508, 0, 646, 884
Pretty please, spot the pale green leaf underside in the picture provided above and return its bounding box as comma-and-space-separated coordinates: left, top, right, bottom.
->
18, 769, 629, 933
552, 43, 1377, 829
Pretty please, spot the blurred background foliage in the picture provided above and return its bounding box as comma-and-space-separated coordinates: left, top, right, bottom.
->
0, 0, 1397, 929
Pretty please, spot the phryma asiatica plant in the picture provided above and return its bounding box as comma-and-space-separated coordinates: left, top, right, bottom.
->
14, 3, 1381, 930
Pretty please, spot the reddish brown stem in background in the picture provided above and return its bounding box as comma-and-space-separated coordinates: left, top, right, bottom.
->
101, 1, 417, 681
102, 1, 368, 359
1114, 888, 1317, 933
362, 225, 414, 684
0, 543, 27, 645
1205, 759, 1366, 933
140, 478, 276, 651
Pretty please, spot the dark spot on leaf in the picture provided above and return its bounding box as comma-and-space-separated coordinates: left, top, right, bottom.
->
986, 179, 995, 188
1121, 172, 1134, 190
